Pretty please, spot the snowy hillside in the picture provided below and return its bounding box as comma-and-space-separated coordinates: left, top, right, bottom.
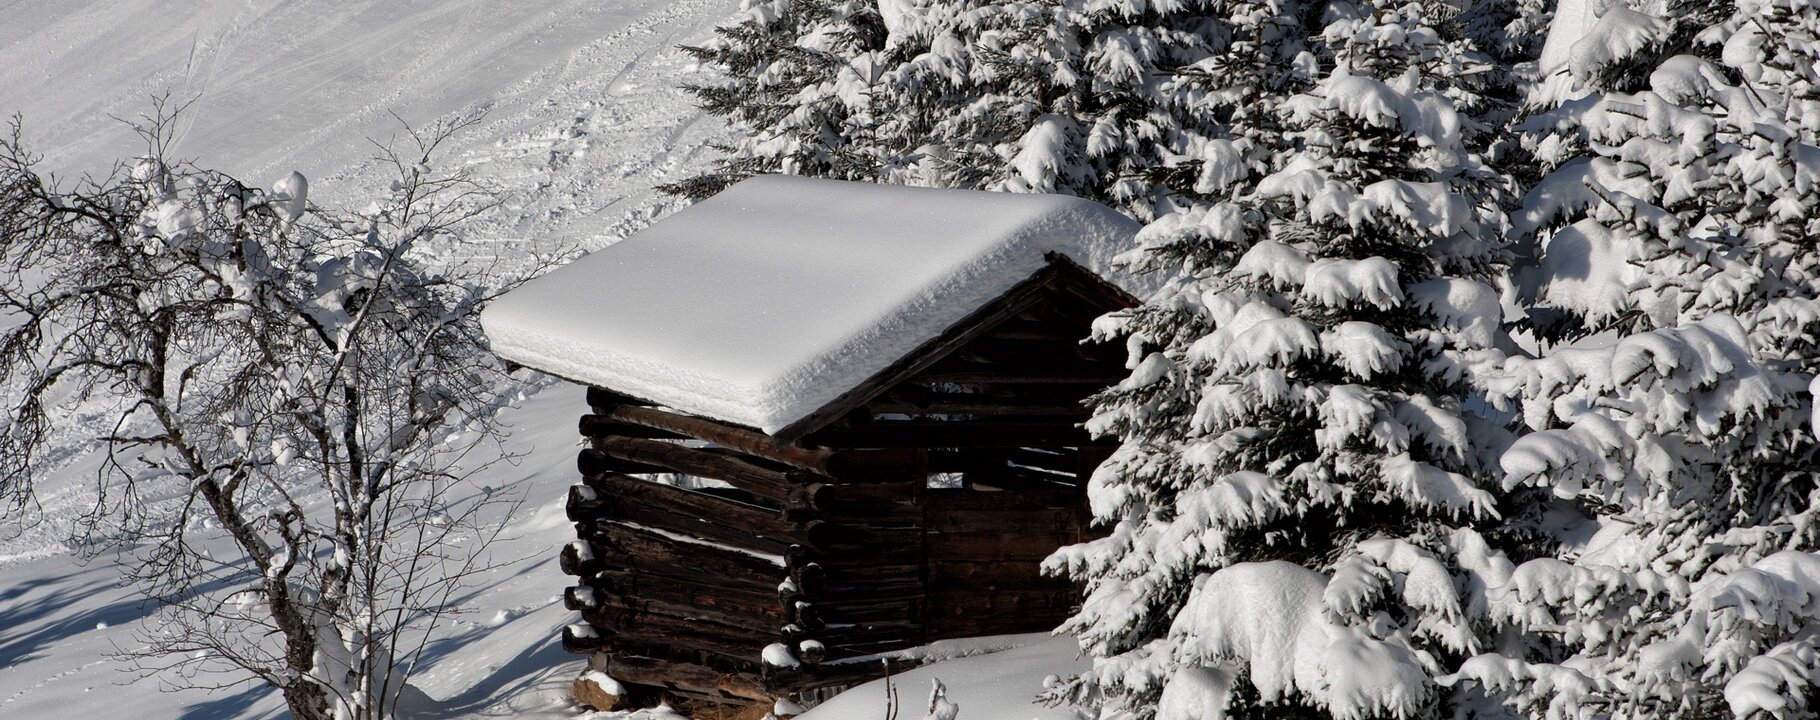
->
0, 1, 741, 718
0, 0, 737, 252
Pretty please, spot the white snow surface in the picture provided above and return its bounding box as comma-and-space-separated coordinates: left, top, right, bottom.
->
1539, 0, 1602, 73
0, 0, 740, 254
797, 635, 1090, 720
482, 175, 1141, 434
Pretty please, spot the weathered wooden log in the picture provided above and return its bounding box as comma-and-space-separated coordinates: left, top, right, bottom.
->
577, 415, 685, 440
810, 621, 926, 648
587, 404, 840, 474
587, 590, 787, 634
801, 519, 921, 550
1005, 447, 1087, 476
559, 540, 603, 578
763, 658, 903, 694
799, 540, 923, 565
564, 584, 601, 611
577, 473, 805, 552
827, 448, 928, 481
968, 475, 1079, 494
561, 624, 606, 653
924, 508, 1082, 534
584, 605, 777, 660
961, 336, 1121, 362
926, 559, 1075, 588
927, 586, 1080, 609
983, 323, 1097, 342
602, 655, 771, 702
815, 601, 924, 626
793, 577, 927, 600
590, 565, 777, 599
925, 530, 1083, 560
564, 483, 599, 523
591, 435, 803, 501
921, 486, 1085, 511
582, 476, 789, 530
577, 448, 670, 477
591, 502, 792, 555
590, 568, 786, 619
584, 522, 785, 587
797, 639, 827, 665
921, 446, 1083, 474
795, 555, 923, 577
796, 481, 921, 513
789, 559, 825, 596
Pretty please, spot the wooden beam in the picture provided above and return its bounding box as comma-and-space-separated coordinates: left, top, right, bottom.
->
576, 473, 807, 551
588, 436, 802, 501
602, 655, 772, 702
577, 448, 671, 477
586, 404, 840, 474
926, 559, 1076, 589
583, 522, 787, 588
561, 624, 606, 653
586, 591, 787, 635
922, 486, 1086, 511
925, 530, 1083, 560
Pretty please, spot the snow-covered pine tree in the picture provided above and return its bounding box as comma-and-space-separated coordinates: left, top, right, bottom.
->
667, 0, 889, 198
1442, 0, 1820, 716
1043, 1, 1525, 717
674, 0, 1229, 221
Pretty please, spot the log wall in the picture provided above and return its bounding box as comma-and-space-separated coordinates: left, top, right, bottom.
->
553, 258, 1131, 706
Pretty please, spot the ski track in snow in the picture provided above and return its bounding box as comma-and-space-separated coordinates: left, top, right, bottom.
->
0, 1, 737, 718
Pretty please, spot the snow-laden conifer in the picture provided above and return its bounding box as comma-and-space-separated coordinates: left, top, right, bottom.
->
669, 0, 889, 197
1044, 1, 1524, 716
676, 0, 1227, 220
1445, 0, 1820, 715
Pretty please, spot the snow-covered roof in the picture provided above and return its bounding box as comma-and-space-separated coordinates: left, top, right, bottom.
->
480, 175, 1141, 435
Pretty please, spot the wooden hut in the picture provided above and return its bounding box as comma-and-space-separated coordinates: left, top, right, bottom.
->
480, 175, 1145, 708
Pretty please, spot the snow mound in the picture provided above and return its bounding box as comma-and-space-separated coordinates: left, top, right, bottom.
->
797, 635, 1087, 720
482, 175, 1141, 433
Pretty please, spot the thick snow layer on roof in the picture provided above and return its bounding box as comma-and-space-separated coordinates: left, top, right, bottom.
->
481, 175, 1141, 434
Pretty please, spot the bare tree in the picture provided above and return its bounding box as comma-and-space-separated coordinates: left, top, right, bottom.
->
0, 104, 544, 720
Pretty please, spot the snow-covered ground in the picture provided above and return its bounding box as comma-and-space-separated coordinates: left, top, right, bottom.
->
0, 380, 592, 720
0, 0, 734, 253
0, 2, 1079, 719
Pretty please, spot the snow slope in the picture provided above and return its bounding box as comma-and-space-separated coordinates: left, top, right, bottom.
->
0, 380, 590, 720
0, 0, 737, 254
796, 635, 1090, 720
